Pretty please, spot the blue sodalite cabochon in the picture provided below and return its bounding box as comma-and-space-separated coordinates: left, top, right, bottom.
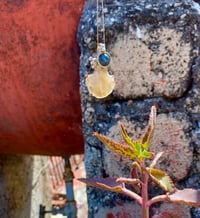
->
98, 52, 110, 66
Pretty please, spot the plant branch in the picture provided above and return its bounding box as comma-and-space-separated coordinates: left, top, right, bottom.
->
117, 177, 142, 185
147, 194, 169, 207
150, 152, 163, 168
122, 186, 142, 205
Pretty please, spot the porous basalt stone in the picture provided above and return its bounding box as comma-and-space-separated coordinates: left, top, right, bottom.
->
78, 0, 200, 217
95, 203, 141, 218
78, 0, 200, 102
153, 202, 191, 218
110, 27, 191, 98
151, 113, 193, 180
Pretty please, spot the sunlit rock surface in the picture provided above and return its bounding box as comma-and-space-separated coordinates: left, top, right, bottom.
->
78, 0, 200, 217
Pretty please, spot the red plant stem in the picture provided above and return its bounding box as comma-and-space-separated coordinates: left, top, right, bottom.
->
141, 167, 150, 218
122, 186, 142, 205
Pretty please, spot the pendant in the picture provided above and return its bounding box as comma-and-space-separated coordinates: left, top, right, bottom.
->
86, 43, 115, 99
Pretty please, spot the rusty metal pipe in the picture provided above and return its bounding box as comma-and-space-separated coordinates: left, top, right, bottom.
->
0, 0, 85, 155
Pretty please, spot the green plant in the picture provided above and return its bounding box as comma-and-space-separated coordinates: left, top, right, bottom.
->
78, 106, 200, 218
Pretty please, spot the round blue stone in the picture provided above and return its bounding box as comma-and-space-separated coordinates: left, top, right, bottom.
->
98, 53, 110, 67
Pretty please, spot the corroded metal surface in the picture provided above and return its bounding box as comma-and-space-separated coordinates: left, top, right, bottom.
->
0, 0, 85, 155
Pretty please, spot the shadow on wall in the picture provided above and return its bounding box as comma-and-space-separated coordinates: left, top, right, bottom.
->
0, 155, 51, 218
0, 155, 33, 218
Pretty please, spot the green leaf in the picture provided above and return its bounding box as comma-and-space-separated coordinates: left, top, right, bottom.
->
142, 142, 149, 151
94, 132, 137, 160
134, 141, 142, 155
120, 125, 153, 160
140, 150, 154, 159
77, 178, 123, 193
120, 124, 135, 148
141, 106, 157, 148
149, 168, 176, 193
168, 189, 200, 207
135, 142, 154, 160
120, 124, 151, 153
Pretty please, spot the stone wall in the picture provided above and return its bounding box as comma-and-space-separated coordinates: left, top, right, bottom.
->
78, 0, 200, 217
0, 155, 51, 218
